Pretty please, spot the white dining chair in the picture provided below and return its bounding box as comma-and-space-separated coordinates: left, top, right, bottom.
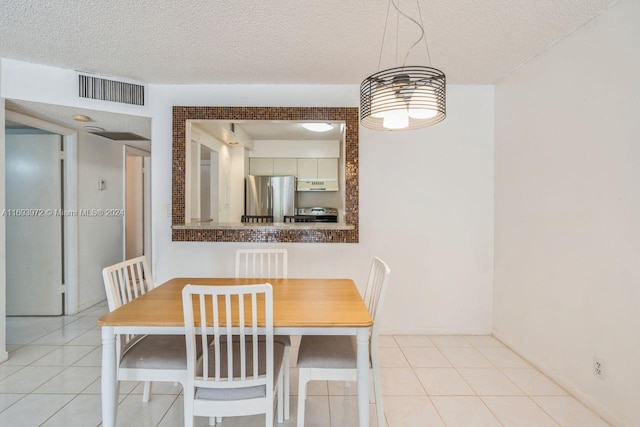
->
295, 257, 391, 427
102, 256, 191, 403
235, 249, 288, 279
182, 283, 285, 427
236, 248, 292, 420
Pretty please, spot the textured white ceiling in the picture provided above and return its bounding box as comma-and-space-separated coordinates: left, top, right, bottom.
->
0, 0, 616, 85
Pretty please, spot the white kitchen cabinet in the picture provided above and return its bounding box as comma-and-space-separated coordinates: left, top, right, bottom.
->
249, 158, 273, 176
317, 159, 338, 180
297, 159, 318, 180
253, 157, 338, 180
297, 158, 338, 180
273, 158, 297, 176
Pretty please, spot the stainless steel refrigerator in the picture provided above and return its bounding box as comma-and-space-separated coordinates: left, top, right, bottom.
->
245, 175, 296, 222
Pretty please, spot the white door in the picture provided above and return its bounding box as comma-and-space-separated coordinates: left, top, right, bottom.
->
210, 150, 219, 222
6, 133, 63, 315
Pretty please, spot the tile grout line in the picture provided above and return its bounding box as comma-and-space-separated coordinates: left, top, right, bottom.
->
155, 393, 181, 427
2, 323, 611, 427
465, 336, 581, 427
493, 365, 570, 426
394, 337, 448, 426
38, 392, 84, 426
0, 303, 107, 422
457, 336, 508, 427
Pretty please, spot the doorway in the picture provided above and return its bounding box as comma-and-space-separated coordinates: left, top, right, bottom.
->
200, 145, 218, 222
4, 110, 79, 315
124, 147, 151, 263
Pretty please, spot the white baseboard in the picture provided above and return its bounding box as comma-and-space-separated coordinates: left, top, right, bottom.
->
492, 330, 625, 427
0, 351, 8, 363
380, 327, 493, 336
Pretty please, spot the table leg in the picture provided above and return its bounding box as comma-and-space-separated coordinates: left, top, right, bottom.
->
356, 328, 370, 427
101, 326, 117, 427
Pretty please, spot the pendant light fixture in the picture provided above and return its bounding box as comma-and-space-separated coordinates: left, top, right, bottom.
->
360, 0, 446, 131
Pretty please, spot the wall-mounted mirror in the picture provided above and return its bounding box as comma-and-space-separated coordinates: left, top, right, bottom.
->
172, 107, 359, 243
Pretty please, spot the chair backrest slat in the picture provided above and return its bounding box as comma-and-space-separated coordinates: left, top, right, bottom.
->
252, 292, 259, 378
202, 294, 211, 380
102, 256, 154, 358
134, 262, 145, 297
102, 256, 153, 311
363, 257, 391, 342
238, 294, 246, 379
236, 249, 288, 279
225, 293, 234, 381
127, 264, 136, 300
182, 283, 274, 392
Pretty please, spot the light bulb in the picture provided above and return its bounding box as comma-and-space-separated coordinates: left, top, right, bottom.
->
382, 110, 409, 129
408, 85, 439, 119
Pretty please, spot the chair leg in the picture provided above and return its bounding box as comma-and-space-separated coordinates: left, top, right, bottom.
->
297, 369, 309, 427
284, 346, 291, 420
208, 416, 216, 425
142, 381, 151, 403
183, 382, 194, 427
372, 365, 385, 427
266, 406, 274, 427
184, 409, 194, 426
277, 367, 284, 423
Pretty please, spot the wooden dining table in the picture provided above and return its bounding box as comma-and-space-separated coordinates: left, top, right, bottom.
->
98, 277, 373, 427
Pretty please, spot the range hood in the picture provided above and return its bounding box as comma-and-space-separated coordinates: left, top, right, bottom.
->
297, 179, 339, 192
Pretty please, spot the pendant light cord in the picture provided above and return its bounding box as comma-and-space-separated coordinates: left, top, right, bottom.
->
396, 0, 401, 67
377, 0, 392, 71
415, 0, 433, 66
388, 0, 429, 67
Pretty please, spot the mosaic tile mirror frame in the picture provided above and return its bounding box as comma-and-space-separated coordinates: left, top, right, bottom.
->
172, 106, 359, 243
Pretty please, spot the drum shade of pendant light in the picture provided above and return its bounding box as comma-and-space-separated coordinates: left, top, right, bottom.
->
360, 0, 446, 131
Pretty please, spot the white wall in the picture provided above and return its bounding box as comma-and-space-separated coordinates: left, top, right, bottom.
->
190, 126, 236, 222
77, 131, 124, 310
0, 59, 133, 314
229, 144, 245, 222
1, 59, 150, 118
494, 0, 640, 425
0, 58, 494, 349
150, 84, 495, 334
0, 64, 7, 362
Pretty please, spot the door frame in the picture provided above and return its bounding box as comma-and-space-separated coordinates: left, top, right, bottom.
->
5, 110, 80, 314
123, 146, 151, 266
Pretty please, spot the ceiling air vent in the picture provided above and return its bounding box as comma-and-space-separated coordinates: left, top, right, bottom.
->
90, 132, 150, 141
79, 74, 145, 106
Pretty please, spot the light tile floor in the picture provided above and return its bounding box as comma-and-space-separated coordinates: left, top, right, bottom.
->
0, 302, 611, 427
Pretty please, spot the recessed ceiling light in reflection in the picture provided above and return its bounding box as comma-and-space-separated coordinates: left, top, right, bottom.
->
302, 123, 333, 132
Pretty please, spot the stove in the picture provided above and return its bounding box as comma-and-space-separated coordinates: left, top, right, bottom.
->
297, 207, 338, 223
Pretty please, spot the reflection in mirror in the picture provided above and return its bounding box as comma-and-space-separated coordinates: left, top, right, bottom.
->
186, 120, 347, 224
196, 144, 217, 221
171, 106, 358, 243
